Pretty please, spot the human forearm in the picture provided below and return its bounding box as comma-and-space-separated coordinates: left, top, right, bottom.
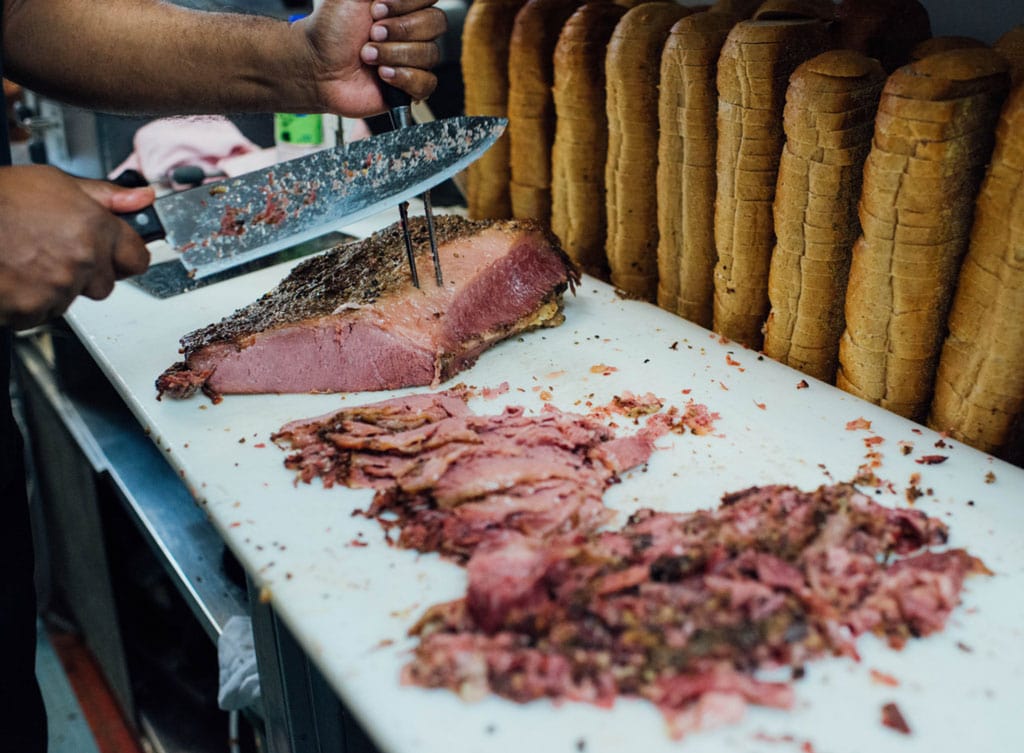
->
3, 0, 320, 115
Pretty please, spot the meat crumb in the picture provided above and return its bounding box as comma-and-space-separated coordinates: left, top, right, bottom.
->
670, 341, 679, 350
846, 417, 872, 431
869, 669, 900, 687
898, 441, 913, 455
915, 455, 947, 465
956, 642, 973, 653
796, 379, 809, 389
881, 702, 911, 735
482, 382, 510, 400
984, 471, 996, 484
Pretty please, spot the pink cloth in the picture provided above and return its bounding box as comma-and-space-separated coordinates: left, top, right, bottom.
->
110, 116, 258, 184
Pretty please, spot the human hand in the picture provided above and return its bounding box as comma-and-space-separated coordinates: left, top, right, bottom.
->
0, 165, 153, 330
298, 0, 446, 117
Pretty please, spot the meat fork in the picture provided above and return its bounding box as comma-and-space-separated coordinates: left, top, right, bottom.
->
385, 88, 443, 289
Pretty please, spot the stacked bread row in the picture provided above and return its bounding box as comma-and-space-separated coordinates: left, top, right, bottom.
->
461, 3, 1024, 461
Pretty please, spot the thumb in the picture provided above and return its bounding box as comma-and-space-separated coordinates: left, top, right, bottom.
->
76, 178, 156, 213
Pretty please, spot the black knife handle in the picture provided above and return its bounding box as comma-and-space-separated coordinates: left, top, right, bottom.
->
382, 79, 411, 112
116, 205, 166, 243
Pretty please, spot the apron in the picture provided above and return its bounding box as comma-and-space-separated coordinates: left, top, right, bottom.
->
0, 30, 49, 750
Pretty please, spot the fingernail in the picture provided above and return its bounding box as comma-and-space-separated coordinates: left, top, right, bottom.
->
372, 3, 389, 19
362, 44, 379, 62
371, 24, 388, 42
379, 66, 396, 80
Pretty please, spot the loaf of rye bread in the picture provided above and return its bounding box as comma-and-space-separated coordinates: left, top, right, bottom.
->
605, 1, 692, 300
995, 26, 1024, 84
712, 18, 831, 348
508, 0, 585, 223
836, 49, 1011, 420
763, 50, 885, 382
462, 0, 526, 219
656, 10, 737, 325
928, 84, 1024, 456
551, 1, 627, 280
835, 0, 932, 73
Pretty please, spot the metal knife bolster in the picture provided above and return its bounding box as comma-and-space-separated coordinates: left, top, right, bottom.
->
389, 104, 414, 130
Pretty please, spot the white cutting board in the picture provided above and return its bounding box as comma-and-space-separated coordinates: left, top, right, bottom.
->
66, 213, 1024, 753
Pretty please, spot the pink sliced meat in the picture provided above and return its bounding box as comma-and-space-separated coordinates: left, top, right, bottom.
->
273, 390, 660, 560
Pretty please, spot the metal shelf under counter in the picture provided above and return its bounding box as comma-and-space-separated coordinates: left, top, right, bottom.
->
14, 326, 379, 753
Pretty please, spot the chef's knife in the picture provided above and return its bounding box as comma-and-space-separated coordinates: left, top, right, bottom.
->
119, 116, 506, 280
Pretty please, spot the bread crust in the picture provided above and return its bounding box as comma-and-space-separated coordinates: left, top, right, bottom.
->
995, 26, 1024, 86
910, 35, 987, 62
835, 0, 932, 73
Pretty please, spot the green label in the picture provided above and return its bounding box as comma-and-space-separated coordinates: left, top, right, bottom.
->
274, 113, 323, 145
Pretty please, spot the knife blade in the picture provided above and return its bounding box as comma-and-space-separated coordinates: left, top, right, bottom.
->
119, 116, 506, 279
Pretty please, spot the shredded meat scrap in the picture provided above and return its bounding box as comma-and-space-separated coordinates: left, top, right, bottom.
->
272, 387, 671, 560
273, 390, 987, 739
406, 484, 987, 737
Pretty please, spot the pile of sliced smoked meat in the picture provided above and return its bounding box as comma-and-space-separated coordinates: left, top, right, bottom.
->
273, 389, 987, 738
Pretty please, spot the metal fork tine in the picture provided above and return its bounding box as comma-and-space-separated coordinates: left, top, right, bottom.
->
423, 190, 443, 286
397, 201, 420, 289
